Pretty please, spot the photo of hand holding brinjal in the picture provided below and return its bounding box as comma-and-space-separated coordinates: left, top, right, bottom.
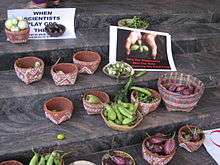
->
125, 31, 157, 59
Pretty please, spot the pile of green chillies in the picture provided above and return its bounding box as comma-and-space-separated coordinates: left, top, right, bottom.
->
103, 100, 138, 126
29, 150, 63, 165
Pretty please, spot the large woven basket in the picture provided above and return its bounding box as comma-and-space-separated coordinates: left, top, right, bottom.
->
178, 125, 205, 152
101, 110, 143, 132
5, 28, 29, 44
158, 72, 205, 112
142, 137, 176, 165
131, 88, 161, 116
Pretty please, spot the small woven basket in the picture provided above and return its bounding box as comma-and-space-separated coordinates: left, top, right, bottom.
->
82, 90, 110, 115
14, 56, 44, 84
73, 51, 101, 74
158, 72, 205, 112
102, 150, 135, 165
178, 125, 205, 152
0, 160, 23, 165
101, 110, 143, 132
142, 137, 176, 165
5, 28, 29, 44
51, 63, 78, 86
131, 88, 161, 116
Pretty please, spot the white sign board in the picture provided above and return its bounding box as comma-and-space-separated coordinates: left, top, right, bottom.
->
8, 8, 76, 40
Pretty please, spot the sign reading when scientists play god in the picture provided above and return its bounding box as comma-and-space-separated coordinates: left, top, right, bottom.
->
8, 8, 76, 39
109, 26, 176, 71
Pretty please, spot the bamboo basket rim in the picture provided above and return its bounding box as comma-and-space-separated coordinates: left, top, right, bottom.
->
101, 150, 135, 165
101, 108, 143, 132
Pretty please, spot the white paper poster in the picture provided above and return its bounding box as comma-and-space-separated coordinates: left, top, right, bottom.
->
8, 8, 76, 40
204, 129, 220, 165
109, 26, 176, 71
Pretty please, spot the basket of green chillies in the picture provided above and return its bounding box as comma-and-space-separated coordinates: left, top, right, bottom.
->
101, 101, 143, 132
130, 86, 161, 116
29, 150, 64, 165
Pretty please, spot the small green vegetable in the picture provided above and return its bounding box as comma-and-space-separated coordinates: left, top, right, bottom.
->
57, 133, 65, 140
131, 44, 139, 51
107, 108, 117, 121
118, 106, 133, 119
86, 94, 101, 104
115, 105, 123, 122
38, 156, 46, 165
46, 151, 57, 165
131, 86, 152, 96
122, 117, 135, 125
29, 150, 39, 165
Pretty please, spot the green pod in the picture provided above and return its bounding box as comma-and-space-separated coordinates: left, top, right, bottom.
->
29, 153, 39, 165
122, 117, 135, 125
103, 110, 108, 117
115, 105, 123, 122
131, 44, 140, 51
45, 154, 50, 161
46, 151, 57, 165
38, 156, 46, 165
115, 119, 122, 125
107, 108, 116, 121
131, 86, 152, 96
118, 106, 133, 119
53, 157, 62, 165
105, 104, 112, 112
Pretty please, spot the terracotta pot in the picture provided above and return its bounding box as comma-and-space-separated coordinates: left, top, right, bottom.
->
131, 88, 161, 116
142, 137, 176, 165
178, 125, 205, 152
82, 90, 110, 114
102, 150, 135, 165
14, 56, 44, 84
43, 97, 73, 124
5, 28, 29, 44
0, 160, 23, 165
73, 51, 101, 74
51, 63, 78, 86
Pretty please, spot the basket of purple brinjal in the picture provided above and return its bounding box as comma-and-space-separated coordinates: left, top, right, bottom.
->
142, 133, 176, 165
158, 72, 205, 112
178, 125, 205, 152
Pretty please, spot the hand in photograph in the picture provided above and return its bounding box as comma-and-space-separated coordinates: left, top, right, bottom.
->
125, 31, 157, 59
142, 33, 157, 59
125, 31, 142, 55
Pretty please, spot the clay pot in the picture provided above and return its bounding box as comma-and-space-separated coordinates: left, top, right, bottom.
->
82, 90, 110, 114
51, 63, 78, 86
102, 150, 135, 165
178, 125, 205, 152
0, 160, 23, 165
131, 88, 161, 116
31, 0, 47, 8
14, 56, 44, 84
142, 137, 176, 165
43, 97, 73, 124
5, 28, 30, 44
73, 51, 101, 74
